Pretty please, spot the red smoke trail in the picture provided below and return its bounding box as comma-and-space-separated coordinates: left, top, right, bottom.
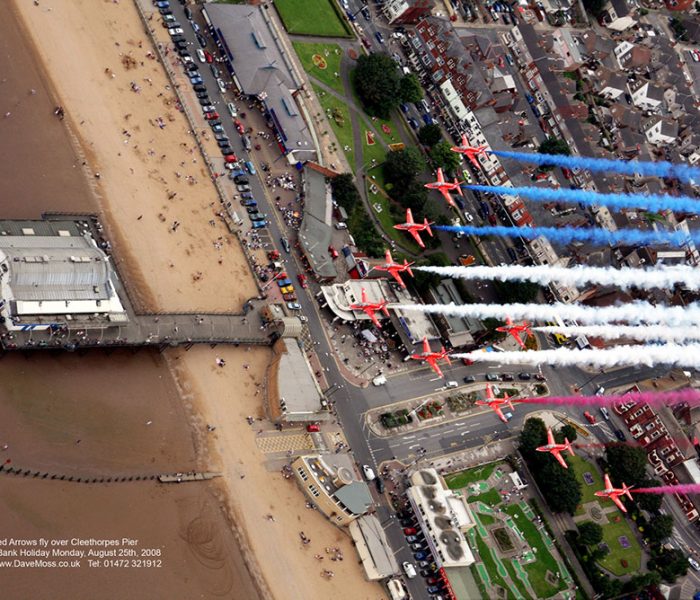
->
634, 484, 700, 495
516, 389, 700, 408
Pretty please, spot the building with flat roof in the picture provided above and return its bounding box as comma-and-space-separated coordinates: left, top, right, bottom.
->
406, 468, 475, 569
298, 167, 337, 281
266, 339, 330, 423
0, 219, 127, 331
348, 515, 400, 580
292, 453, 373, 527
428, 279, 485, 348
203, 4, 316, 161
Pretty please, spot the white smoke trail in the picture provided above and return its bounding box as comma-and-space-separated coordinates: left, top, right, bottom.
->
414, 264, 700, 291
452, 344, 700, 368
534, 325, 700, 343
393, 301, 700, 326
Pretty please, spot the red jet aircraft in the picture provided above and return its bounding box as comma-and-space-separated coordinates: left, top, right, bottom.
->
450, 133, 488, 170
595, 474, 634, 513
475, 383, 516, 423
349, 287, 391, 329
409, 337, 451, 378
375, 249, 414, 289
394, 208, 433, 249
424, 168, 463, 209
496, 317, 533, 350
536, 427, 575, 469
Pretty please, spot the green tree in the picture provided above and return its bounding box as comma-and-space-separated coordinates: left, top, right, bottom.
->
649, 547, 688, 583
578, 521, 603, 546
555, 424, 578, 444
348, 204, 384, 258
647, 514, 674, 545
540, 461, 582, 514
537, 136, 571, 171
622, 572, 661, 594
519, 418, 548, 461
582, 0, 606, 16
353, 53, 402, 119
417, 124, 442, 147
430, 141, 461, 173
493, 280, 540, 304
605, 444, 648, 487
398, 73, 423, 104
383, 147, 426, 196
636, 477, 663, 513
398, 181, 428, 213
331, 173, 361, 213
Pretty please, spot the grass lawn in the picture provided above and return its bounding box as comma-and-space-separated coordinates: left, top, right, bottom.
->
504, 559, 530, 600
273, 0, 351, 37
478, 512, 496, 526
445, 463, 498, 490
569, 454, 605, 515
468, 487, 502, 506
504, 505, 567, 599
312, 83, 354, 167
594, 515, 641, 576
473, 534, 515, 600
292, 42, 344, 94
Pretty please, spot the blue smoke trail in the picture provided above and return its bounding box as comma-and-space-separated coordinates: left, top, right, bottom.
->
492, 150, 700, 184
435, 224, 696, 247
465, 184, 700, 216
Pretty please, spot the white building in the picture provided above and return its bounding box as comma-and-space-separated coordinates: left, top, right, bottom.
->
0, 229, 126, 331
406, 468, 475, 568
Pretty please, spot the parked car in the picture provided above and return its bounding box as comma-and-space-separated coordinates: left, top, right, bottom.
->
168, 27, 184, 36
414, 551, 428, 560
306, 423, 320, 433
204, 50, 214, 64
410, 543, 425, 551
583, 411, 597, 424
237, 184, 251, 192
406, 535, 420, 543
283, 293, 297, 302
216, 78, 227, 93
297, 274, 308, 288
518, 372, 532, 380
463, 375, 476, 383
362, 465, 376, 481
280, 237, 290, 253
196, 33, 207, 47
286, 301, 301, 310
485, 373, 500, 382
242, 200, 257, 207
614, 429, 626, 441
184, 5, 192, 19
403, 528, 417, 535
427, 586, 441, 595
534, 374, 545, 381
251, 221, 267, 229
227, 102, 238, 118
501, 373, 514, 382
374, 31, 384, 44
402, 562, 417, 579
196, 48, 206, 63
245, 160, 257, 175
375, 477, 385, 494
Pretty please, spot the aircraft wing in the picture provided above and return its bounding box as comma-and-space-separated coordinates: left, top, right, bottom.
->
468, 154, 480, 169
610, 494, 627, 513
406, 208, 414, 225
440, 188, 456, 208
384, 249, 393, 264
391, 270, 406, 288
422, 337, 431, 354
367, 309, 381, 329
427, 358, 443, 378
485, 384, 494, 400
361, 288, 368, 304
552, 450, 568, 469
436, 168, 445, 183
603, 473, 612, 490
409, 228, 425, 248
493, 405, 508, 423
512, 331, 526, 349
547, 428, 555, 446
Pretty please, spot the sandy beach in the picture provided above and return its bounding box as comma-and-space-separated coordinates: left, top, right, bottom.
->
6, 0, 386, 598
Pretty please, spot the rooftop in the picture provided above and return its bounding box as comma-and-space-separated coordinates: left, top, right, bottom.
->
299, 167, 337, 279
276, 340, 326, 420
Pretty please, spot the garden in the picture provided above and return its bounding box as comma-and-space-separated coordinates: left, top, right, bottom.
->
273, 0, 352, 37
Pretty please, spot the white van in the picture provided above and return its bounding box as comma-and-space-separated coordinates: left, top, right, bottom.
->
196, 48, 206, 63
595, 387, 605, 396
446, 381, 459, 389
372, 375, 387, 386
362, 465, 376, 481
227, 102, 238, 117
600, 407, 610, 420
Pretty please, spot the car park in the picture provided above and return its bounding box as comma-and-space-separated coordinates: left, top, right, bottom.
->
234, 119, 245, 134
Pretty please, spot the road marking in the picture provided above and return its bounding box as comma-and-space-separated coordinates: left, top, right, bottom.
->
402, 435, 416, 440
408, 444, 420, 449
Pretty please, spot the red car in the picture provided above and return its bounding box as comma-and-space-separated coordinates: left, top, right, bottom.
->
306, 424, 320, 432
297, 273, 308, 288
204, 111, 220, 120
462, 358, 474, 366
225, 155, 238, 164
234, 119, 245, 135
283, 293, 297, 302
328, 245, 338, 259
204, 50, 214, 64
403, 527, 416, 535
584, 411, 597, 424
